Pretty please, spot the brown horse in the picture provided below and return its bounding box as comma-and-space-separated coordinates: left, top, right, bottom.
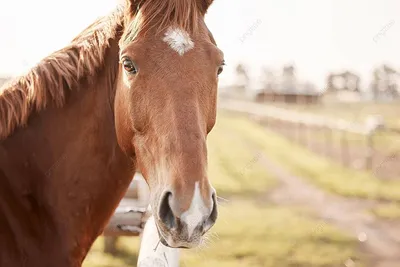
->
0, 0, 224, 266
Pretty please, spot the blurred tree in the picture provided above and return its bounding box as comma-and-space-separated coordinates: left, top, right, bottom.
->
235, 63, 248, 79
325, 71, 360, 93
371, 64, 400, 100
343, 71, 360, 92
326, 73, 335, 92
281, 64, 296, 92
383, 64, 399, 99
261, 67, 275, 92
234, 63, 249, 91
383, 64, 397, 75
283, 65, 295, 77
371, 69, 381, 101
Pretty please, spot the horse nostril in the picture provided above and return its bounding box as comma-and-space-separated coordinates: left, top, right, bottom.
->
158, 191, 176, 229
204, 192, 218, 232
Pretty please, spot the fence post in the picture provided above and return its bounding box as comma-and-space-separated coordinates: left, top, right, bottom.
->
277, 118, 282, 134
366, 132, 374, 170
264, 115, 269, 128
104, 237, 118, 255
325, 126, 332, 158
137, 216, 180, 267
300, 123, 306, 146
282, 119, 288, 137
306, 125, 312, 149
297, 122, 301, 144
303, 123, 308, 147
341, 130, 349, 167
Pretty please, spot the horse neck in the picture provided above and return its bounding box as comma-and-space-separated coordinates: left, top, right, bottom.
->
0, 38, 135, 266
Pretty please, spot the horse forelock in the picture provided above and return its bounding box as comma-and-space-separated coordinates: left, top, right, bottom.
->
121, 0, 204, 45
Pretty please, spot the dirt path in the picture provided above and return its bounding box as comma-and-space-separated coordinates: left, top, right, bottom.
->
228, 129, 400, 267
260, 154, 400, 267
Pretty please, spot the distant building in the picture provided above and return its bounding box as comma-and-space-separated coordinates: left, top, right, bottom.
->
253, 83, 321, 104
252, 65, 321, 104
369, 65, 400, 101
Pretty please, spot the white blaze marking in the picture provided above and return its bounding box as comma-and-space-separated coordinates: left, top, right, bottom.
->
181, 182, 207, 238
163, 27, 194, 56
137, 216, 180, 267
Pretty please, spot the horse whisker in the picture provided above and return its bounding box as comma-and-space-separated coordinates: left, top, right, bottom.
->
216, 196, 230, 203
154, 238, 161, 252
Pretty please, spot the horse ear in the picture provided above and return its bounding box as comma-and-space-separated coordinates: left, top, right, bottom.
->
198, 0, 214, 15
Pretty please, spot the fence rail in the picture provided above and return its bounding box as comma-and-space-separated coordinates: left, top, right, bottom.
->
218, 99, 380, 135
101, 174, 150, 254
218, 98, 400, 175
100, 174, 179, 267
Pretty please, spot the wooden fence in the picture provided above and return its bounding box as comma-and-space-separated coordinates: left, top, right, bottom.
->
102, 173, 180, 267
102, 173, 150, 254
218, 99, 400, 176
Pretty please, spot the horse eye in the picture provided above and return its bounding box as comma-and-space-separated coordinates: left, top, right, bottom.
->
122, 59, 137, 74
217, 60, 225, 76
217, 66, 224, 76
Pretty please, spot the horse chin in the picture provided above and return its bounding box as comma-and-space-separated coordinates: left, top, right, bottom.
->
159, 235, 201, 249
155, 222, 201, 249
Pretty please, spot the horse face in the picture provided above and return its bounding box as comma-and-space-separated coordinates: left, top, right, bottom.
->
114, 0, 223, 248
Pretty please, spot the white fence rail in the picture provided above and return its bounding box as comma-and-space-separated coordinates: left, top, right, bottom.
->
217, 98, 397, 171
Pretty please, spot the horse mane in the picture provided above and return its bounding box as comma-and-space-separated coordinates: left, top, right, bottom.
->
0, 6, 125, 140
122, 0, 203, 45
0, 0, 206, 140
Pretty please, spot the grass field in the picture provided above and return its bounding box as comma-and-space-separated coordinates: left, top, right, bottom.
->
83, 112, 366, 267
278, 101, 400, 155
219, 111, 400, 201
84, 202, 363, 267
370, 203, 400, 220
206, 120, 277, 196
276, 121, 400, 155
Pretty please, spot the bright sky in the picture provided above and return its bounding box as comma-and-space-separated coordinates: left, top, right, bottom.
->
0, 0, 399, 89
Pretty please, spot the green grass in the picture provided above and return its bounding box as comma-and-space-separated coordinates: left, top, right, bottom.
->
83, 112, 366, 267
287, 123, 400, 155
370, 203, 400, 220
182, 201, 364, 267
219, 111, 400, 201
84, 241, 139, 267
84, 200, 364, 267
265, 102, 400, 155
207, 118, 277, 196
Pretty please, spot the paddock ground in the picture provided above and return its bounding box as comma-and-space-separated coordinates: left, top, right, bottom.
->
84, 110, 400, 267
